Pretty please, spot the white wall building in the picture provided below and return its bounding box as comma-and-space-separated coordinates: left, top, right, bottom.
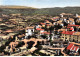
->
25, 27, 34, 38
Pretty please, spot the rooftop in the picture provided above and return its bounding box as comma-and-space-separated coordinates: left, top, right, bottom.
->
67, 43, 79, 52
36, 28, 44, 31
62, 31, 75, 35
26, 26, 34, 29
40, 31, 50, 35
60, 13, 73, 15
40, 23, 45, 25
68, 24, 80, 27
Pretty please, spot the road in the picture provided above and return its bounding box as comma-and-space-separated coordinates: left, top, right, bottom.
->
11, 47, 37, 56
42, 45, 68, 56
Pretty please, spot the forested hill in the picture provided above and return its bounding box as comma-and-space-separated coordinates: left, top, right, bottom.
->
35, 7, 80, 16
0, 6, 80, 16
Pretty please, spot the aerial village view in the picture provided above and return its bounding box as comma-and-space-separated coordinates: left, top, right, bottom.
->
0, 0, 80, 56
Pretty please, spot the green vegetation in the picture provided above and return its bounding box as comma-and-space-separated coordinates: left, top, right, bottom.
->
34, 7, 80, 16
0, 6, 80, 16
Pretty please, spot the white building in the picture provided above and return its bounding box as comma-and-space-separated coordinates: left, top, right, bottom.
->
25, 27, 34, 38
35, 25, 42, 29
76, 14, 79, 17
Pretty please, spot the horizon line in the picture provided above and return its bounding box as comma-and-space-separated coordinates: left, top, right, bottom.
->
0, 5, 80, 9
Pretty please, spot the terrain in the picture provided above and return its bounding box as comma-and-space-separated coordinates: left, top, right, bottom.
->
0, 5, 80, 16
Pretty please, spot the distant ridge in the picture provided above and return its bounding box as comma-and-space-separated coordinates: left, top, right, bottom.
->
0, 5, 37, 9
0, 6, 80, 16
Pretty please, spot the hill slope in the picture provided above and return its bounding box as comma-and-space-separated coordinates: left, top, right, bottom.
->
0, 5, 36, 9
0, 6, 80, 16
34, 7, 80, 16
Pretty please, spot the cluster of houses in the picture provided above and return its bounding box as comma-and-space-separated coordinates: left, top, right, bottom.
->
0, 13, 80, 56
21, 13, 80, 56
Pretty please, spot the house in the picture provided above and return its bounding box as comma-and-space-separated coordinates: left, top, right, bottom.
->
45, 20, 52, 25
76, 14, 79, 17
61, 31, 80, 42
10, 13, 21, 17
76, 14, 80, 19
35, 25, 42, 29
40, 31, 55, 40
36, 28, 44, 38
66, 43, 79, 54
46, 24, 51, 29
40, 22, 46, 27
36, 28, 44, 33
60, 24, 80, 42
68, 24, 80, 31
0, 18, 2, 21
25, 27, 34, 38
60, 13, 73, 18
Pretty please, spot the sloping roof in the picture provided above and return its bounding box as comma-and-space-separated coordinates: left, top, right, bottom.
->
5, 30, 13, 33
73, 32, 80, 35
36, 28, 44, 31
38, 25, 42, 27
70, 27, 74, 30
67, 43, 79, 52
60, 13, 73, 15
53, 17, 59, 19
26, 27, 34, 29
67, 43, 74, 50
40, 31, 50, 35
40, 23, 45, 25
62, 31, 75, 35
46, 24, 51, 26
77, 16, 80, 18
58, 29, 66, 31
68, 25, 80, 27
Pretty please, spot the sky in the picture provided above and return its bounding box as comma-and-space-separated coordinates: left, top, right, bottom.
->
0, 0, 80, 8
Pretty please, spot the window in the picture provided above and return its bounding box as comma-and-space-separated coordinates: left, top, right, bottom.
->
70, 35, 71, 37
69, 38, 71, 41
65, 38, 67, 39
31, 29, 33, 32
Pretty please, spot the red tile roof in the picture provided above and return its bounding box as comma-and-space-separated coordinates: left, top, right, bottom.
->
46, 24, 51, 26
68, 24, 80, 27
70, 27, 74, 30
67, 43, 79, 52
62, 31, 75, 35
40, 23, 45, 25
72, 46, 75, 51
75, 46, 79, 52
67, 43, 74, 50
41, 31, 50, 35
26, 27, 34, 29
36, 28, 44, 31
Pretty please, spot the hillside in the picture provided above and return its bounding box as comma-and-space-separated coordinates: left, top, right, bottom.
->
0, 5, 36, 9
0, 5, 37, 16
34, 7, 80, 16
0, 6, 80, 16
